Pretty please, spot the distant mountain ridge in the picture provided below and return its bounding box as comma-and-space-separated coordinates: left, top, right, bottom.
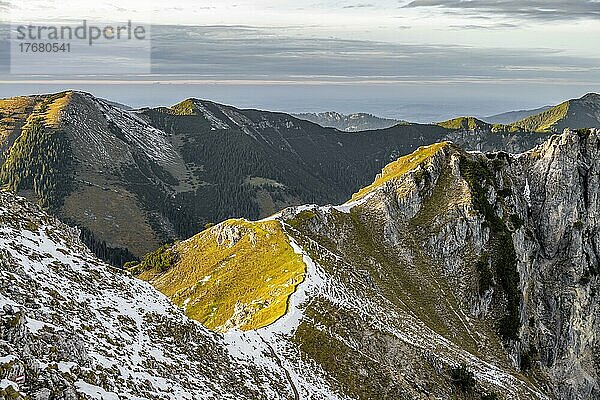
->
293, 111, 404, 132
482, 106, 552, 125
435, 93, 600, 134
1, 90, 589, 267
437, 116, 495, 131
511, 93, 600, 132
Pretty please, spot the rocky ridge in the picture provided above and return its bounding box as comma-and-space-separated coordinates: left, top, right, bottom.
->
137, 129, 599, 399
0, 190, 342, 400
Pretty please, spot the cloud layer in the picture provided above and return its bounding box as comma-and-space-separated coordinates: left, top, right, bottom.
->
148, 25, 600, 84
404, 0, 600, 21
1, 24, 598, 84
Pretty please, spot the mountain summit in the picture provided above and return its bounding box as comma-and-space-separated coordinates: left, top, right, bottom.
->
512, 93, 600, 132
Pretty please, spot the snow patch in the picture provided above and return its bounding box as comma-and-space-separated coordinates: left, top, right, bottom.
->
0, 355, 16, 364
25, 317, 50, 333
193, 101, 230, 130
0, 378, 19, 391
524, 178, 531, 207
331, 192, 375, 213
57, 361, 77, 374
75, 380, 119, 400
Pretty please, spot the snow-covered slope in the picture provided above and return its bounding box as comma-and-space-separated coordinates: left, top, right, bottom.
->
0, 190, 343, 400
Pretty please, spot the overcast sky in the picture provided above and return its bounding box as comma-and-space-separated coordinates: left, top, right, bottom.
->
0, 0, 599, 121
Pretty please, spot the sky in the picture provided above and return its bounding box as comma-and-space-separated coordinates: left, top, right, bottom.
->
0, 0, 599, 121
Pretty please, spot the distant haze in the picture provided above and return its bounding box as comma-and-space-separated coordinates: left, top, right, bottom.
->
1, 82, 598, 123
0, 1, 599, 121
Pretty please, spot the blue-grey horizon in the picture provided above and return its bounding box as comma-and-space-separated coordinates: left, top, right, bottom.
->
0, 0, 598, 121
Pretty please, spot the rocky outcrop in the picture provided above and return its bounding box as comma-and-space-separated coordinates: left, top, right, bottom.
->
515, 129, 599, 398
277, 129, 599, 399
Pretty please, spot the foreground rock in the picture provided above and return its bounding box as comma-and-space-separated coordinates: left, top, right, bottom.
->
0, 190, 340, 399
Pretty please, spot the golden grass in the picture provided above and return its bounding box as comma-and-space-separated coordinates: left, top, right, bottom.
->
145, 219, 306, 332
350, 142, 448, 201
0, 96, 36, 114
437, 117, 481, 130
170, 99, 197, 115
512, 101, 569, 132
0, 96, 37, 142
43, 92, 72, 128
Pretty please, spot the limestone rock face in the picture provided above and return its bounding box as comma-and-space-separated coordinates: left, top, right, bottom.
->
516, 130, 599, 399
275, 130, 598, 399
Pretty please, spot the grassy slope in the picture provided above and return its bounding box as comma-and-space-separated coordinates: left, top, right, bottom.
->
351, 141, 448, 201
135, 143, 455, 337
512, 101, 570, 132
437, 116, 522, 134
137, 142, 481, 342
137, 219, 306, 332
0, 96, 37, 145
437, 117, 489, 131
0, 92, 75, 209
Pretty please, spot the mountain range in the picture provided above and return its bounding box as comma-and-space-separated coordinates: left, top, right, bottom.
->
1, 127, 599, 399
510, 93, 600, 133
131, 129, 600, 399
295, 94, 600, 133
482, 106, 552, 125
293, 111, 403, 132
6, 91, 595, 267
